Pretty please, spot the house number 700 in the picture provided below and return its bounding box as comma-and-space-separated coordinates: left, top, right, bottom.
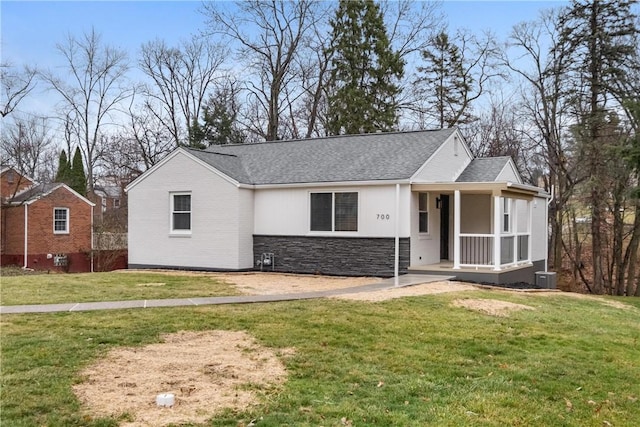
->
377, 214, 390, 220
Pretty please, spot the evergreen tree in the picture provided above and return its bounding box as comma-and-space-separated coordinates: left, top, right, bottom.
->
187, 117, 207, 149
70, 146, 87, 195
326, 0, 404, 135
557, 0, 639, 294
55, 149, 72, 184
189, 89, 245, 146
417, 31, 474, 128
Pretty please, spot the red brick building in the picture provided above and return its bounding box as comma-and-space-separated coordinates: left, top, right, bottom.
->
1, 166, 95, 272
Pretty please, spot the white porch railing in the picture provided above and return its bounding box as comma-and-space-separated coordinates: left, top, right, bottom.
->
458, 233, 531, 269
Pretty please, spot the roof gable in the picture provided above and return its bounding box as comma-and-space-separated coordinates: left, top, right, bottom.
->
125, 148, 242, 192
9, 183, 95, 206
456, 157, 522, 183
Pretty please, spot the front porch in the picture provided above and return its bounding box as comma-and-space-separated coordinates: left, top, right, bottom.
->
408, 260, 546, 285
410, 182, 545, 284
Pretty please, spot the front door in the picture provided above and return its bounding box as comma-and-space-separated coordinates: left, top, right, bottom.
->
440, 194, 450, 260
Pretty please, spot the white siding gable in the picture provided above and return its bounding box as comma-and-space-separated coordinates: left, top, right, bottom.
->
128, 151, 254, 269
411, 130, 472, 183
496, 160, 522, 183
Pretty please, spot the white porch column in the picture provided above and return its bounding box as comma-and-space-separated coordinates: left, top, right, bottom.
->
453, 189, 461, 269
512, 198, 518, 265
394, 184, 400, 284
493, 196, 501, 271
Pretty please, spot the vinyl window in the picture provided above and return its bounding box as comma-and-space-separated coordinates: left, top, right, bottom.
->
419, 193, 429, 233
171, 193, 191, 233
53, 208, 69, 234
502, 197, 511, 233
310, 192, 358, 232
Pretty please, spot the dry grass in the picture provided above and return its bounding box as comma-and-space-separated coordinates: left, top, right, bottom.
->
73, 330, 290, 427
451, 298, 536, 317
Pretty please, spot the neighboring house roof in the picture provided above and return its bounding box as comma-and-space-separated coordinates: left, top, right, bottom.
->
8, 182, 95, 206
93, 186, 121, 199
0, 165, 36, 184
187, 128, 458, 185
93, 176, 125, 199
456, 157, 514, 183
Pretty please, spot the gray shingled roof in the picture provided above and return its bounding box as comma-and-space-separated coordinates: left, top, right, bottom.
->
8, 183, 61, 203
456, 157, 512, 182
187, 128, 457, 185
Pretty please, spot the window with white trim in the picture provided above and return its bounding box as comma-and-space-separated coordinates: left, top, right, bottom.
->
502, 197, 511, 233
418, 193, 429, 233
53, 208, 69, 234
171, 193, 191, 233
310, 192, 358, 232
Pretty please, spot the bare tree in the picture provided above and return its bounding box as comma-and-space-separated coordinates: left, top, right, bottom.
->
202, 0, 319, 141
412, 28, 503, 129
382, 0, 442, 59
0, 115, 56, 181
503, 9, 577, 272
464, 94, 539, 182
0, 62, 37, 118
40, 28, 132, 194
291, 2, 334, 138
102, 100, 176, 177
139, 35, 227, 147
381, 0, 443, 124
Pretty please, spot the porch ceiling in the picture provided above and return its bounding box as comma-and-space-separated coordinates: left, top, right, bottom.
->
410, 182, 544, 200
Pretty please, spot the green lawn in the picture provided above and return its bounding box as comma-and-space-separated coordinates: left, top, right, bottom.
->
0, 272, 241, 305
1, 275, 639, 426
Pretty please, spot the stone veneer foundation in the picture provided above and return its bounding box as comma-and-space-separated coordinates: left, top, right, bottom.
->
253, 235, 410, 277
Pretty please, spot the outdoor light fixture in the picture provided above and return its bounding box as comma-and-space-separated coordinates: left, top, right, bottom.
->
436, 197, 441, 209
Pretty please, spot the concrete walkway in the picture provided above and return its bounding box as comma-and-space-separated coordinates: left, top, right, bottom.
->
0, 274, 454, 315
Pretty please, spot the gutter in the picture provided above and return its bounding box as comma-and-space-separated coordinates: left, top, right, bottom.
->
545, 185, 555, 272
90, 204, 94, 273
23, 204, 28, 269
246, 179, 410, 190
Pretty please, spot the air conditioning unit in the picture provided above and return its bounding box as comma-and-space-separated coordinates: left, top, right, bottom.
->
535, 271, 557, 289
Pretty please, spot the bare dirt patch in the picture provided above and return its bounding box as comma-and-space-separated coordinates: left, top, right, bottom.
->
120, 270, 379, 295
74, 330, 290, 427
335, 281, 478, 302
212, 272, 379, 295
452, 298, 536, 317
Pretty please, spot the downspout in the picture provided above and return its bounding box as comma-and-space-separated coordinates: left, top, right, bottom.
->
90, 204, 94, 273
545, 185, 555, 272
23, 204, 28, 269
394, 183, 400, 285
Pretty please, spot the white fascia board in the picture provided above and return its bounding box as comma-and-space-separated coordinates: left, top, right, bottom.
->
125, 148, 241, 192
25, 184, 96, 206
507, 181, 550, 197
251, 179, 409, 190
410, 180, 548, 197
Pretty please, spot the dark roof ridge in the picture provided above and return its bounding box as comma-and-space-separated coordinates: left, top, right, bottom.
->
205, 128, 457, 151
473, 156, 512, 160
185, 147, 239, 158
